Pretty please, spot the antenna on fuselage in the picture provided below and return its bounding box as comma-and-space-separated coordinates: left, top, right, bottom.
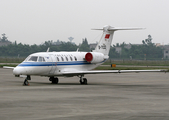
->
46, 47, 50, 52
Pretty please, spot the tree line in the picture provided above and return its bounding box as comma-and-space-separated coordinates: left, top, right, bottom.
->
0, 34, 164, 60
109, 35, 163, 60
0, 37, 89, 57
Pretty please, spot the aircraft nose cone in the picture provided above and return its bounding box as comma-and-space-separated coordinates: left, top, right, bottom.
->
13, 67, 20, 75
13, 67, 24, 75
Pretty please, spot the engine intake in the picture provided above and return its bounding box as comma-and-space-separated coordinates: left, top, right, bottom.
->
85, 52, 104, 63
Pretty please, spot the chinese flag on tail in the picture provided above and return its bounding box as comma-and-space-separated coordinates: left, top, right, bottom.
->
105, 34, 110, 39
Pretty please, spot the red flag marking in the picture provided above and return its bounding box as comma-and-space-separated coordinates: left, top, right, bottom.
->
105, 34, 110, 39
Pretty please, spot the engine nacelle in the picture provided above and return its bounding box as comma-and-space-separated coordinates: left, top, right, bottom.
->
85, 52, 104, 63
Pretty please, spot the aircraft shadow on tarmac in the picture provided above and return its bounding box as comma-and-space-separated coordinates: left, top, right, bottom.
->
9, 80, 161, 88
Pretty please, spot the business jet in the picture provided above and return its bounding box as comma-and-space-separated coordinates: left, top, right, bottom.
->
4, 25, 166, 85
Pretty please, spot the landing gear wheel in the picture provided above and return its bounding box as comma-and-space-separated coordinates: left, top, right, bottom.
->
80, 79, 83, 84
50, 77, 59, 84
52, 78, 59, 84
83, 78, 88, 85
80, 78, 88, 85
23, 79, 30, 86
23, 75, 31, 86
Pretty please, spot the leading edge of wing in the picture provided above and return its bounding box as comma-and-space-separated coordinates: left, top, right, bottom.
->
62, 69, 167, 75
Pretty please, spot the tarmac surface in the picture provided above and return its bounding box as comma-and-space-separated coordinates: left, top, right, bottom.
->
0, 68, 169, 120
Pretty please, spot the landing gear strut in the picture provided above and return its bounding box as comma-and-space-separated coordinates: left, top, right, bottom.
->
23, 75, 31, 86
49, 77, 59, 84
78, 75, 88, 85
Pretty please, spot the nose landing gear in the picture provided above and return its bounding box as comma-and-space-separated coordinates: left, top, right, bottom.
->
23, 75, 31, 86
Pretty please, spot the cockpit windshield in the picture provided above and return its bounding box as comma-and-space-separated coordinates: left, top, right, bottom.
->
24, 56, 46, 62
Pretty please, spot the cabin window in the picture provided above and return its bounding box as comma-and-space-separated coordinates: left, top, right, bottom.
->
57, 57, 59, 61
70, 56, 73, 61
66, 57, 68, 61
28, 56, 38, 62
61, 57, 64, 61
38, 57, 45, 62
74, 56, 77, 61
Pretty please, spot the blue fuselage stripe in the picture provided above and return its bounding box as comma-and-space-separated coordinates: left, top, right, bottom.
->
18, 61, 91, 67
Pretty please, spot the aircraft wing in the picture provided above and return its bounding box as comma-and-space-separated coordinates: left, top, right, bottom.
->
62, 69, 167, 76
3, 66, 15, 69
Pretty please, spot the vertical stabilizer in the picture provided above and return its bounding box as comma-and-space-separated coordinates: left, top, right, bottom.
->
93, 25, 114, 56
93, 25, 144, 57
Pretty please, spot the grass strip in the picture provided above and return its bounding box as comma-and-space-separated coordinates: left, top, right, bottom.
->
0, 64, 17, 68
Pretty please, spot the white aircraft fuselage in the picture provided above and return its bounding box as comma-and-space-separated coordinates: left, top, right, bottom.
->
13, 51, 106, 77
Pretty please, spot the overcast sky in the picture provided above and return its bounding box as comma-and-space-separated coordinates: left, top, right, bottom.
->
0, 0, 169, 45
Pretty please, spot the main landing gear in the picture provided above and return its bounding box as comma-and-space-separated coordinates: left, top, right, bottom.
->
22, 76, 87, 85
78, 75, 88, 85
49, 77, 59, 84
23, 75, 31, 86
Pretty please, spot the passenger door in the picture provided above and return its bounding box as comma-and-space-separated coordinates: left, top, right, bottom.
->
49, 54, 57, 74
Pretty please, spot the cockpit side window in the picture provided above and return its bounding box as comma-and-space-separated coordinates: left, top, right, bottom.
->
42, 57, 45, 62
28, 56, 38, 62
38, 56, 45, 62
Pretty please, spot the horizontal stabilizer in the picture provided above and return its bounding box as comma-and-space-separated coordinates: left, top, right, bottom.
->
109, 27, 145, 31
92, 27, 145, 31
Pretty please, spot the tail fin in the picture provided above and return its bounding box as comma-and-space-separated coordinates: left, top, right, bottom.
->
93, 25, 144, 56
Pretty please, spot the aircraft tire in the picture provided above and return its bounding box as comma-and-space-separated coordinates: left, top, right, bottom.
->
80, 79, 83, 84
80, 78, 87, 85
83, 78, 88, 85
52, 78, 59, 84
23, 79, 29, 86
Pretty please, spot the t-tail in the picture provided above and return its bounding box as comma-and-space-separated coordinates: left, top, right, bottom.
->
93, 25, 144, 57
